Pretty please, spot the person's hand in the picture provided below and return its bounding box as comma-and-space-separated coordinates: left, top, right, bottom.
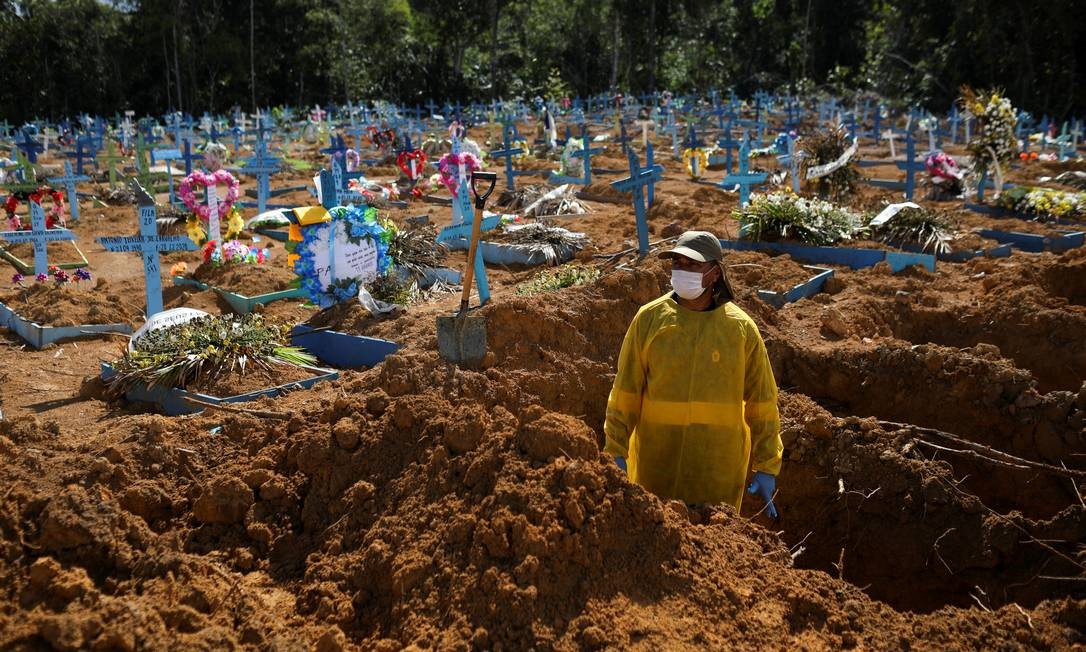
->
614, 456, 627, 473
747, 471, 778, 519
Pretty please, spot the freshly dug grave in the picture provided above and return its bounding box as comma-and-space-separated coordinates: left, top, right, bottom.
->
189, 260, 297, 296
765, 393, 1086, 613
2, 361, 1083, 650
0, 280, 139, 327
725, 251, 826, 294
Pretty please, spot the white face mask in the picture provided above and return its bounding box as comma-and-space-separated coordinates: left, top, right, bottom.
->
671, 269, 707, 300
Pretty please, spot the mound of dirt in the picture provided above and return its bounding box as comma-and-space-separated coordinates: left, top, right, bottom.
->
190, 260, 297, 296
0, 279, 140, 327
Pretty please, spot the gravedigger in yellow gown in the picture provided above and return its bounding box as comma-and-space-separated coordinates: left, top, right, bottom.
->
603, 231, 783, 516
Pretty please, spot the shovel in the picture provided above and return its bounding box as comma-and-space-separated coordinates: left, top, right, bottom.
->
437, 170, 498, 366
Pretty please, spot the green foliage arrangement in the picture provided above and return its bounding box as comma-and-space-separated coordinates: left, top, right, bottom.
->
516, 265, 601, 296
735, 192, 865, 246
367, 272, 417, 305
107, 314, 316, 393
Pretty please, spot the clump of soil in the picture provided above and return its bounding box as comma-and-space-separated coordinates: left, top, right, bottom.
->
0, 280, 139, 326
190, 261, 297, 296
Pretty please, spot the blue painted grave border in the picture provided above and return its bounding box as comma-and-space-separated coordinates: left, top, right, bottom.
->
719, 239, 935, 272
100, 362, 337, 416
289, 325, 400, 369
0, 301, 132, 349
172, 276, 307, 314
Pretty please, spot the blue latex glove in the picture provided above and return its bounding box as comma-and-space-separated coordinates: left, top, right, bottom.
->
747, 471, 778, 519
614, 456, 627, 473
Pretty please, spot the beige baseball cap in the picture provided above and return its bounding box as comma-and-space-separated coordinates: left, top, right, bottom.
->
659, 231, 723, 262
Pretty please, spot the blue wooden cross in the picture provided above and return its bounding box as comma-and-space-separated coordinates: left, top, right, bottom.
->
614, 118, 634, 153
866, 131, 923, 200
948, 106, 961, 144
715, 126, 741, 173
150, 147, 183, 204
0, 201, 77, 275
97, 183, 197, 316
776, 135, 802, 193
47, 162, 90, 222
181, 139, 202, 175
15, 130, 43, 164
448, 137, 474, 226
64, 136, 96, 175
719, 133, 767, 207
488, 124, 526, 191
321, 134, 349, 167
240, 149, 282, 213
610, 148, 663, 255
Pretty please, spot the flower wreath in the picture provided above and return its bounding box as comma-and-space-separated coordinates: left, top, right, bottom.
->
292, 204, 392, 308
345, 149, 360, 172
4, 186, 66, 230
925, 151, 964, 184
397, 149, 428, 180
179, 169, 239, 222
682, 148, 709, 179
436, 152, 481, 195
512, 139, 530, 162
368, 126, 396, 149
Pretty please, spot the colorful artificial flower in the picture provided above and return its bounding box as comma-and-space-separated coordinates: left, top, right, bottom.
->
169, 262, 188, 277
35, 273, 48, 283
12, 273, 24, 286
74, 268, 92, 283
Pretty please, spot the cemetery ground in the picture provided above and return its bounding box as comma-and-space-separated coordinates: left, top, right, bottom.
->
0, 123, 1084, 649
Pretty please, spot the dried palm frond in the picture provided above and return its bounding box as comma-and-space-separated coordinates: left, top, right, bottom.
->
499, 185, 548, 210
491, 222, 588, 249
801, 122, 861, 202
107, 313, 316, 395
868, 205, 954, 254
387, 224, 448, 279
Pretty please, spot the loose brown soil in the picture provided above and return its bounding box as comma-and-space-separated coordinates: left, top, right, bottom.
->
190, 260, 298, 296
0, 280, 140, 327
0, 240, 87, 266
0, 120, 1083, 650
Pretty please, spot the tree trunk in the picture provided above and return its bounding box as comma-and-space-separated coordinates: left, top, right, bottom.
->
250, 0, 256, 112
172, 13, 184, 113
489, 0, 498, 99
162, 34, 172, 111
647, 0, 656, 92
610, 9, 620, 89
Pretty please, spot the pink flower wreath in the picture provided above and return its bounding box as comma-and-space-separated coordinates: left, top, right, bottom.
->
437, 152, 481, 195
179, 169, 239, 220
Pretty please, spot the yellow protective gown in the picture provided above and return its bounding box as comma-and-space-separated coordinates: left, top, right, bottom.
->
603, 294, 783, 508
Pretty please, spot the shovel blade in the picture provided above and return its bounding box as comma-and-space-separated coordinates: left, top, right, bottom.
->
436, 314, 487, 367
